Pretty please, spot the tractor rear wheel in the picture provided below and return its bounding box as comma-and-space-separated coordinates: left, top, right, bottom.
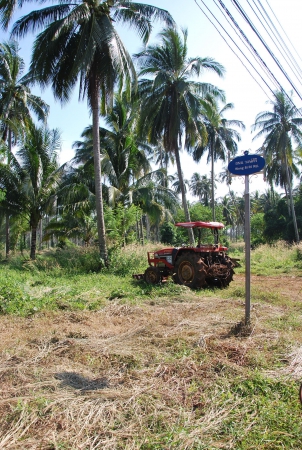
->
173, 253, 207, 289
206, 256, 234, 288
144, 266, 161, 284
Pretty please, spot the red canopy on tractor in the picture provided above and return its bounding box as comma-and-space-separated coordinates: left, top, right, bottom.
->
175, 221, 225, 229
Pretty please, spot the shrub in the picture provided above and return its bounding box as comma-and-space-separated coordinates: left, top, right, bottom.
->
160, 222, 177, 245
0, 280, 31, 315
293, 244, 302, 262
108, 244, 149, 276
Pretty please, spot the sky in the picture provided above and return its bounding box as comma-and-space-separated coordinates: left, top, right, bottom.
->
0, 0, 302, 199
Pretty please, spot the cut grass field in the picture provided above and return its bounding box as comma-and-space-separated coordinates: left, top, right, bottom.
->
0, 242, 302, 449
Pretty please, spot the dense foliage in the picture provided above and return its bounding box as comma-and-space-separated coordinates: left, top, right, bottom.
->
0, 3, 301, 260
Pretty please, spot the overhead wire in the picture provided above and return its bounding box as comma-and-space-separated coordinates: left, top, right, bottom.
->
231, 0, 302, 102
250, 0, 302, 85
194, 0, 302, 117
212, 0, 280, 91
230, 0, 302, 116
255, 0, 302, 80
193, 0, 275, 101
214, 0, 287, 96
264, 0, 302, 67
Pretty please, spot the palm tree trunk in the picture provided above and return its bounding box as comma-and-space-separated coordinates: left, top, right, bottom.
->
91, 75, 108, 266
211, 143, 216, 221
30, 226, 37, 260
46, 215, 50, 249
136, 223, 140, 242
156, 220, 160, 243
122, 208, 126, 247
140, 215, 144, 245
5, 128, 12, 259
136, 210, 140, 242
284, 184, 291, 216
174, 147, 194, 245
145, 214, 150, 241
284, 153, 299, 243
5, 212, 10, 259
39, 219, 43, 250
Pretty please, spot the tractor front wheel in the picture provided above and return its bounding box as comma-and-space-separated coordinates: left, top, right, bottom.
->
144, 267, 161, 284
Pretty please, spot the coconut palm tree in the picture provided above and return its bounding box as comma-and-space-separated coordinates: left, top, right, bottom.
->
262, 146, 300, 216
170, 172, 189, 197
44, 209, 97, 247
189, 173, 212, 207
252, 91, 302, 243
219, 194, 235, 228
0, 124, 63, 259
73, 92, 153, 205
55, 161, 99, 221
132, 174, 179, 242
100, 92, 153, 206
220, 190, 245, 241
258, 188, 281, 214
193, 100, 244, 221
7, 0, 174, 265
152, 139, 174, 189
0, 146, 23, 250
72, 93, 178, 242
0, 40, 49, 257
0, 41, 49, 145
135, 27, 225, 244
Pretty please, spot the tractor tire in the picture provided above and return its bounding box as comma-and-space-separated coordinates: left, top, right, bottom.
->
206, 256, 234, 288
224, 256, 235, 287
173, 252, 207, 289
144, 267, 161, 285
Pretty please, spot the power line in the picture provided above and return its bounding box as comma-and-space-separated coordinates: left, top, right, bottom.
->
251, 0, 302, 85
193, 0, 302, 118
211, 0, 302, 116
231, 0, 302, 102
212, 0, 279, 91
264, 0, 302, 67
215, 0, 287, 95
194, 0, 302, 115
193, 0, 274, 101
255, 0, 302, 79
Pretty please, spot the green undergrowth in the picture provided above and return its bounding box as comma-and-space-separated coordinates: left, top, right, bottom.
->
0, 240, 301, 316
136, 376, 301, 449
0, 265, 193, 316
5, 244, 149, 276
235, 240, 302, 276
213, 374, 302, 450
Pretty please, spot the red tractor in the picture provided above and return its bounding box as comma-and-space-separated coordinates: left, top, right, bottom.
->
134, 221, 238, 289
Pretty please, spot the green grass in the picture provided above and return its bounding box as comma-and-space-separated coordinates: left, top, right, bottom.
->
234, 240, 302, 276
0, 242, 302, 448
0, 240, 301, 316
0, 265, 193, 316
216, 374, 301, 450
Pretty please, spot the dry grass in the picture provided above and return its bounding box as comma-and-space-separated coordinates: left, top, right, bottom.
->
0, 274, 302, 449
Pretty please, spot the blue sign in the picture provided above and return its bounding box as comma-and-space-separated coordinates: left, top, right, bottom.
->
228, 153, 265, 176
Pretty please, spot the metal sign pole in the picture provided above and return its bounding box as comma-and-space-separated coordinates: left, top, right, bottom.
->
228, 150, 265, 325
244, 174, 251, 324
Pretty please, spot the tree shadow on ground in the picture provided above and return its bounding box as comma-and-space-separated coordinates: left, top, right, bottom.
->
55, 372, 109, 391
